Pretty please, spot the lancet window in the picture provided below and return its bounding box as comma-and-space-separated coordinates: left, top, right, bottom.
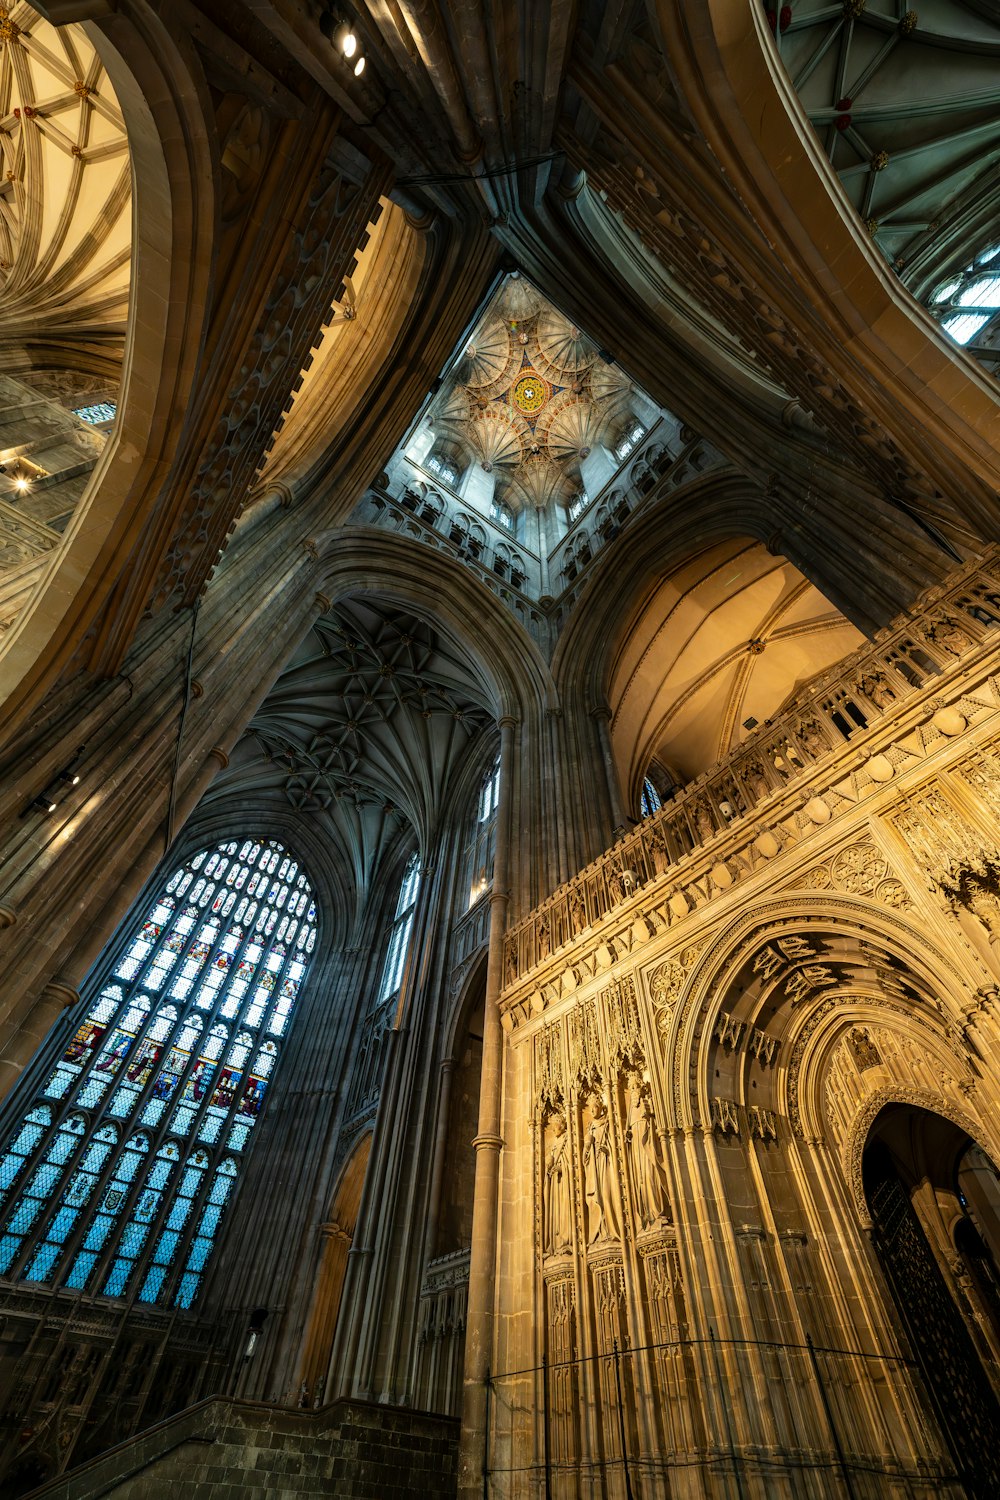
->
0, 839, 316, 1311
467, 753, 501, 907
378, 851, 422, 1003
640, 778, 661, 818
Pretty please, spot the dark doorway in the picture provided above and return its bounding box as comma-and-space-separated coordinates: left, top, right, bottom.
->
864, 1106, 1000, 1497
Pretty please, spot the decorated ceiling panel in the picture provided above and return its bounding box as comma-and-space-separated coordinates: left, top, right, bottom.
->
210, 599, 496, 914
424, 272, 648, 513
0, 2, 131, 381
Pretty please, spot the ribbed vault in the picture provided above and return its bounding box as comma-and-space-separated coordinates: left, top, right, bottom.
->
608, 538, 864, 785
209, 598, 495, 918
0, 1, 130, 387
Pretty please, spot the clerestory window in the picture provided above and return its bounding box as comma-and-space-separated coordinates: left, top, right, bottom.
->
0, 838, 316, 1311
931, 245, 1000, 356
378, 851, 422, 1003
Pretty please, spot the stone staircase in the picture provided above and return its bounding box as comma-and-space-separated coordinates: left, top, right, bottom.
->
20, 1395, 459, 1500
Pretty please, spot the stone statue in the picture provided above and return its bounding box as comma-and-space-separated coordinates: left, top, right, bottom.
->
692, 800, 714, 842
544, 1114, 573, 1255
582, 1095, 621, 1243
848, 1026, 882, 1071
625, 1074, 668, 1229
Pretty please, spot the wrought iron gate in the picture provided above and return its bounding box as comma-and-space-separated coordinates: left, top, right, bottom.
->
868, 1150, 1000, 1498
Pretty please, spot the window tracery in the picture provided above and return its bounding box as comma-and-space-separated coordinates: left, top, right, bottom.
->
932, 246, 1000, 358
0, 838, 316, 1309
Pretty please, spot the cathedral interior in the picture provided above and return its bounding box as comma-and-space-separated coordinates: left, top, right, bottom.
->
1, 0, 1000, 1495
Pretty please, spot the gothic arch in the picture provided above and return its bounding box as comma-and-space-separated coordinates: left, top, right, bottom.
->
663, 892, 975, 1132
316, 525, 555, 724
847, 1088, 996, 1231
552, 470, 947, 753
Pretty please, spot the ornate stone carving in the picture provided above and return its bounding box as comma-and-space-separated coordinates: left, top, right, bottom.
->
848, 1026, 883, 1071
543, 1113, 573, 1257
648, 942, 704, 1040
582, 1096, 621, 1244
623, 1073, 669, 1230
711, 1097, 740, 1136
748, 1106, 778, 1142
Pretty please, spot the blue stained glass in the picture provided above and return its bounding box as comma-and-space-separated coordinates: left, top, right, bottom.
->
186, 1237, 212, 1271
138, 1264, 167, 1302
24, 1243, 61, 1282
65, 1251, 97, 1289
0, 838, 314, 1304
174, 1272, 199, 1308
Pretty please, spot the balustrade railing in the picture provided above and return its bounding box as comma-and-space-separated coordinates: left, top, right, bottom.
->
503, 551, 1000, 984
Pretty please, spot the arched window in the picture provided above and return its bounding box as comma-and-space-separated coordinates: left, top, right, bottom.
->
932, 246, 1000, 354
467, 754, 501, 907
490, 497, 514, 532
614, 420, 645, 462
479, 754, 501, 824
378, 852, 421, 1003
568, 491, 588, 523
640, 778, 661, 818
426, 452, 461, 488
0, 838, 316, 1310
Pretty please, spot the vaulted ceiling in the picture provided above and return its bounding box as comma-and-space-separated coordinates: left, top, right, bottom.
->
208, 599, 496, 913
774, 0, 1000, 278
608, 539, 864, 788
0, 2, 130, 386
424, 272, 646, 514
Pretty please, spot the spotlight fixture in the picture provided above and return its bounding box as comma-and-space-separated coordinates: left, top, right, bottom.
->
320, 9, 366, 77
15, 477, 30, 493
336, 22, 358, 57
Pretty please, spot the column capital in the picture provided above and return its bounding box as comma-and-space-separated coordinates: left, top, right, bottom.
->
42, 979, 79, 1011
471, 1132, 503, 1155
498, 714, 519, 731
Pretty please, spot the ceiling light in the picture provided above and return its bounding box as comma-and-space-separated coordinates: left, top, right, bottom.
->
333, 20, 357, 56
15, 477, 29, 493
354, 55, 366, 76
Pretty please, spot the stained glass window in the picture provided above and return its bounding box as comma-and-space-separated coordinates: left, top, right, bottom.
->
378, 851, 421, 1003
0, 839, 316, 1310
73, 401, 117, 425
640, 778, 661, 818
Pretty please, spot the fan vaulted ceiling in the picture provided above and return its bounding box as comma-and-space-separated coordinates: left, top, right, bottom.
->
423, 273, 650, 513
210, 599, 495, 910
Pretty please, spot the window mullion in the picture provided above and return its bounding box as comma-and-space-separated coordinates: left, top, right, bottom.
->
2, 1127, 93, 1281
39, 1128, 130, 1289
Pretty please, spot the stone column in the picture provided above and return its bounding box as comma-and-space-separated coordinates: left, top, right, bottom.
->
591, 702, 627, 833
0, 978, 78, 1100
458, 714, 516, 1499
